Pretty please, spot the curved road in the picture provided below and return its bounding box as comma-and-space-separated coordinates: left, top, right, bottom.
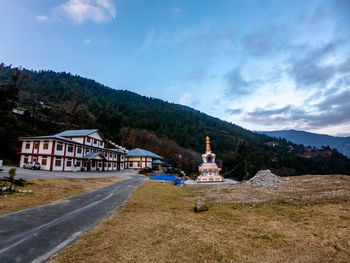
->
0, 174, 146, 263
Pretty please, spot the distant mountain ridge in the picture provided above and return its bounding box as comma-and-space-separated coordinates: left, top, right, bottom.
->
259, 130, 350, 157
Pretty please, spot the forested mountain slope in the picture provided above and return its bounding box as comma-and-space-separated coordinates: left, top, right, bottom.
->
1, 64, 350, 178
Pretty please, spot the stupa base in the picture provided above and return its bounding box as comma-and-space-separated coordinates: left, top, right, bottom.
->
196, 176, 224, 183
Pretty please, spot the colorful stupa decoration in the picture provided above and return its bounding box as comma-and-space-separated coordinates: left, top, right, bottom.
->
197, 136, 224, 183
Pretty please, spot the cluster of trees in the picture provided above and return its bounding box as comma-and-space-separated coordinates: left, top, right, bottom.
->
1, 64, 350, 178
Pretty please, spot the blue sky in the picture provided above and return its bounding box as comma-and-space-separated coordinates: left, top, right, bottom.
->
1, 0, 350, 136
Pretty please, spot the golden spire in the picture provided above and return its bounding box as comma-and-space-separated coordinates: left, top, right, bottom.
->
206, 136, 211, 153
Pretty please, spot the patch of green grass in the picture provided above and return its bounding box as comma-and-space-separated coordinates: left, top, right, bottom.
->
257, 232, 285, 241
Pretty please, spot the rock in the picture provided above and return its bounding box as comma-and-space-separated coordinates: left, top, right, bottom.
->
246, 169, 284, 186
195, 199, 208, 212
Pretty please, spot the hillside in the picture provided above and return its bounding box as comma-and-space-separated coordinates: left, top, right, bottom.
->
1, 63, 350, 178
260, 130, 350, 158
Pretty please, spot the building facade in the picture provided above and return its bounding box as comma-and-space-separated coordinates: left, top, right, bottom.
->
18, 129, 125, 172
125, 148, 163, 170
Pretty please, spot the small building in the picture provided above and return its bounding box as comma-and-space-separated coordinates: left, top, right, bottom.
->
18, 129, 126, 172
125, 148, 163, 170
152, 159, 164, 171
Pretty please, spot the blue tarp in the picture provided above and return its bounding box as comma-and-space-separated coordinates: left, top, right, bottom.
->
149, 174, 182, 185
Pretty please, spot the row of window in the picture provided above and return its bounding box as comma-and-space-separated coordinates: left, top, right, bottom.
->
55, 143, 121, 159
23, 156, 47, 165
25, 141, 50, 150
24, 141, 124, 162
86, 137, 103, 146
129, 162, 140, 167
24, 155, 122, 169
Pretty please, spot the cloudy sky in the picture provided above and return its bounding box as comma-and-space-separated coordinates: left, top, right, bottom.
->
1, 0, 350, 136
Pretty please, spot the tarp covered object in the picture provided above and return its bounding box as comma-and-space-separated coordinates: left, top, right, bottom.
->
149, 174, 182, 185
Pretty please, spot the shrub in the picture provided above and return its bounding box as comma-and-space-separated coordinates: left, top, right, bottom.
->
8, 168, 16, 192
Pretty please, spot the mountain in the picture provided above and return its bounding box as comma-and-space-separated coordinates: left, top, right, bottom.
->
259, 130, 350, 158
1, 63, 350, 178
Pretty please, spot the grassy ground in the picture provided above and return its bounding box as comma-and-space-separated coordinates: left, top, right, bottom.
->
49, 175, 350, 263
0, 177, 123, 215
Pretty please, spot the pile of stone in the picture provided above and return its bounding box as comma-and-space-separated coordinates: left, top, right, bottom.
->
246, 169, 284, 186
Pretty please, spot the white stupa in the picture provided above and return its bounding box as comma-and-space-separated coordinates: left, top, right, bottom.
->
197, 136, 224, 183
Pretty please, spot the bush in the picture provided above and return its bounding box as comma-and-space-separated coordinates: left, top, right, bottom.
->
8, 168, 16, 192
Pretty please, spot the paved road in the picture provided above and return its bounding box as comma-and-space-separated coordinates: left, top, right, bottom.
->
0, 166, 136, 179
0, 175, 147, 263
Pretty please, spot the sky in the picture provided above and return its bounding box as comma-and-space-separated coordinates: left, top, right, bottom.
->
1, 0, 350, 136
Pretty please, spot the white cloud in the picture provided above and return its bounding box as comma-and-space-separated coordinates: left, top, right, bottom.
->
137, 25, 210, 52
57, 0, 116, 24
36, 15, 47, 22
179, 92, 199, 106
172, 7, 183, 16
83, 38, 91, 44
138, 28, 156, 52
167, 86, 176, 91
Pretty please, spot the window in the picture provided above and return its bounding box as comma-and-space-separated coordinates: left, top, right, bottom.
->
24, 156, 29, 163
86, 149, 90, 154
76, 161, 81, 166
67, 145, 74, 153
94, 139, 97, 144
25, 142, 30, 149
109, 153, 112, 158
43, 141, 49, 150
66, 159, 72, 167
100, 141, 103, 146
99, 162, 102, 167
130, 162, 133, 167
92, 162, 96, 167
77, 147, 82, 154
113, 163, 116, 167
113, 154, 116, 159
33, 157, 37, 161
55, 158, 61, 166
42, 157, 47, 166
104, 152, 107, 157
34, 142, 39, 149
87, 137, 90, 143
108, 163, 111, 167
56, 143, 63, 151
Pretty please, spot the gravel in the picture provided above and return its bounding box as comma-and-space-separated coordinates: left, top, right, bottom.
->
246, 169, 284, 186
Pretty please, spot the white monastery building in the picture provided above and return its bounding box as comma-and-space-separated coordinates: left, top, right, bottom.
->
125, 148, 163, 170
18, 129, 125, 172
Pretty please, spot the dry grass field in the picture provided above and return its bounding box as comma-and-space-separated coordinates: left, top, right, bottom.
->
0, 177, 123, 215
49, 174, 350, 263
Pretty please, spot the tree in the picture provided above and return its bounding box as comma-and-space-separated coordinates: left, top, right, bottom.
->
234, 140, 250, 180
224, 140, 250, 181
